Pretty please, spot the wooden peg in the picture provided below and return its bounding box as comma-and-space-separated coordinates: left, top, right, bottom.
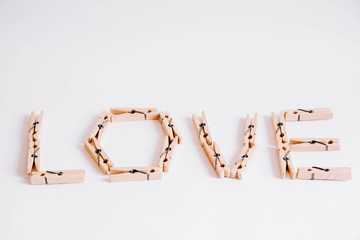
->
159, 112, 174, 140
231, 144, 257, 179
84, 140, 110, 174
272, 112, 296, 179
202, 142, 228, 178
297, 167, 351, 181
110, 108, 159, 122
284, 108, 333, 122
290, 138, 340, 151
213, 141, 230, 177
159, 136, 179, 172
192, 112, 212, 146
27, 139, 40, 175
277, 146, 296, 179
110, 167, 162, 182
192, 114, 206, 146
159, 112, 183, 144
92, 137, 113, 168
27, 111, 43, 175
30, 170, 85, 185
243, 113, 258, 149
272, 112, 289, 148
229, 113, 259, 179
230, 146, 248, 178
88, 111, 110, 141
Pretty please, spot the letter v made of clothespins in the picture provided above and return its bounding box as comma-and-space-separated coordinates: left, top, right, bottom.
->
193, 111, 258, 179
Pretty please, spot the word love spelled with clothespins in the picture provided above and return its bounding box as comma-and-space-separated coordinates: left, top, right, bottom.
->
27, 112, 85, 185
25, 107, 351, 185
84, 108, 183, 183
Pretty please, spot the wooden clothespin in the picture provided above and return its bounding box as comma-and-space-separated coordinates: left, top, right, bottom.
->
88, 111, 110, 141
284, 108, 333, 121
85, 111, 113, 174
159, 136, 179, 172
27, 111, 43, 175
202, 141, 230, 178
110, 108, 159, 122
231, 114, 258, 179
84, 138, 113, 174
290, 138, 340, 151
192, 111, 212, 146
110, 167, 162, 182
272, 112, 296, 179
30, 170, 85, 185
159, 112, 183, 144
157, 111, 182, 172
297, 167, 351, 181
27, 111, 85, 184
193, 111, 228, 178
231, 145, 257, 179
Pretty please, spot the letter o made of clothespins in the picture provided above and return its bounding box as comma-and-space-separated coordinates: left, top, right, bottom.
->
84, 108, 183, 182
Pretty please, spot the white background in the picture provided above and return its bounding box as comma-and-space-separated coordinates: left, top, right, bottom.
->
1, 0, 360, 239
